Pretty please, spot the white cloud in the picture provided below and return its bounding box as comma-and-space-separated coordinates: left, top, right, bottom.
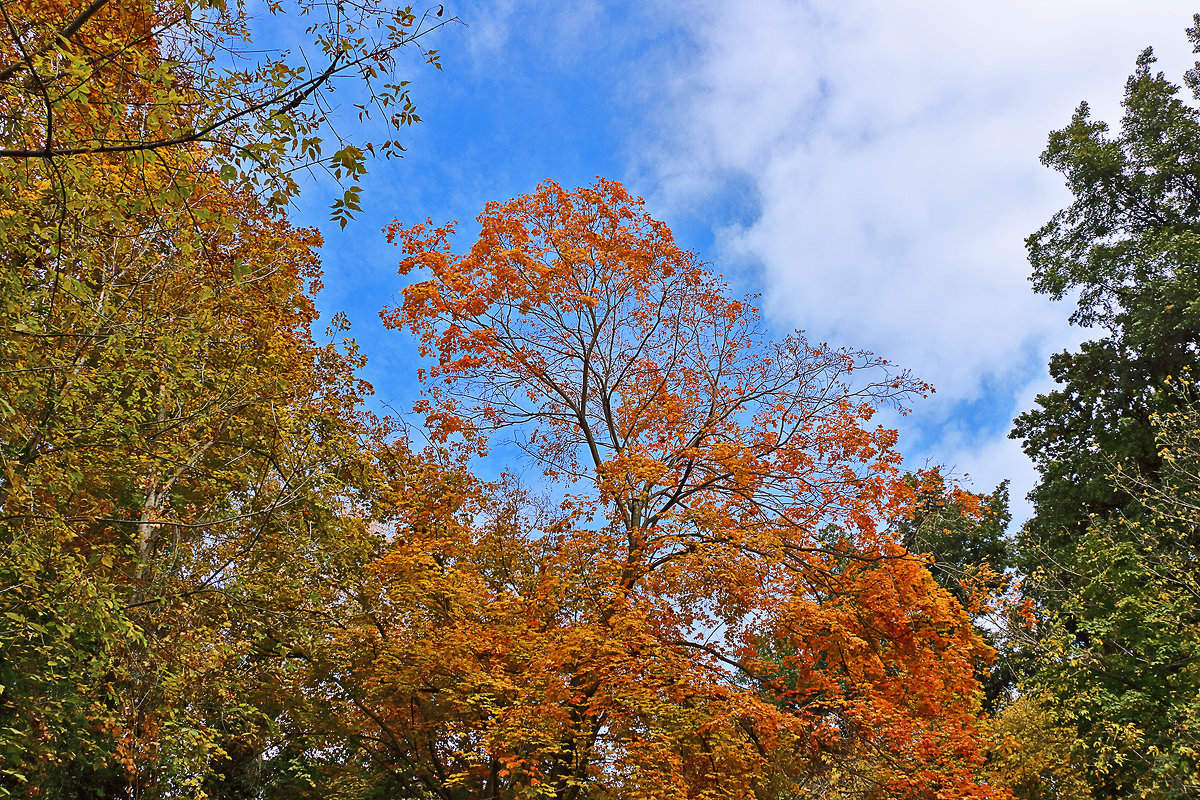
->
630, 0, 1197, 519
643, 0, 1195, 388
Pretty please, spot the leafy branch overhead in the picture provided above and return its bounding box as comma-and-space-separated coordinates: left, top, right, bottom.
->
0, 0, 454, 221
0, 0, 442, 793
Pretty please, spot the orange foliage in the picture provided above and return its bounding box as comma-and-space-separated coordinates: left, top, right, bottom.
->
353, 180, 1007, 798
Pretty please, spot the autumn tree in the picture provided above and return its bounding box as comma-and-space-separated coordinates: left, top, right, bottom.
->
355, 179, 1004, 799
0, 0, 449, 793
1010, 19, 1200, 799
983, 689, 1095, 800
0, 149, 392, 795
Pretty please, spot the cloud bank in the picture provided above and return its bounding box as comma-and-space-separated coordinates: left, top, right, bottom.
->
633, 0, 1197, 507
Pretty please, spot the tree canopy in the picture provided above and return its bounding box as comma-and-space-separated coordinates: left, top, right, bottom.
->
1004, 21, 1200, 800
5, 2, 1200, 799
0, 0, 441, 793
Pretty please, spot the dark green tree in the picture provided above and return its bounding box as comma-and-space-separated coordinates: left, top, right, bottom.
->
1011, 17, 1200, 799
893, 474, 1012, 608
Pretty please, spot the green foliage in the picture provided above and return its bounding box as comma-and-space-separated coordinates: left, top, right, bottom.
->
893, 474, 1012, 606
1024, 394, 1200, 798
0, 522, 136, 795
1014, 33, 1200, 572
1011, 17, 1200, 799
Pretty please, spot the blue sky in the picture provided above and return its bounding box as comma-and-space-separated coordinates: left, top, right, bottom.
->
283, 1, 1198, 522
